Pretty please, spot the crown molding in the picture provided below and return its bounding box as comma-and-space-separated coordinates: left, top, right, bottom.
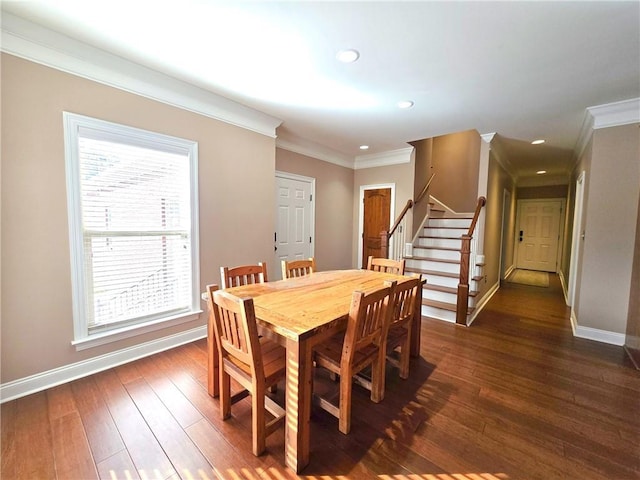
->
480, 132, 496, 143
275, 134, 354, 169
588, 98, 640, 129
576, 97, 640, 157
575, 109, 595, 159
1, 13, 282, 138
354, 147, 413, 170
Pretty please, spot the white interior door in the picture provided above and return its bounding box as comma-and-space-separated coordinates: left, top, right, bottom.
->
515, 199, 563, 272
275, 172, 314, 280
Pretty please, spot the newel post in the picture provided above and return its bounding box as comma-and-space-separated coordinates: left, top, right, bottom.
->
456, 234, 471, 325
380, 230, 389, 259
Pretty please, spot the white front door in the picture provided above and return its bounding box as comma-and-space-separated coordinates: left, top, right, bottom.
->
275, 172, 314, 280
516, 199, 563, 272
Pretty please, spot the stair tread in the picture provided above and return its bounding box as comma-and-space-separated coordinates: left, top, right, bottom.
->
406, 267, 482, 283
422, 298, 475, 314
424, 284, 478, 296
405, 267, 459, 278
413, 245, 461, 252
418, 235, 463, 240
407, 256, 460, 264
424, 226, 468, 229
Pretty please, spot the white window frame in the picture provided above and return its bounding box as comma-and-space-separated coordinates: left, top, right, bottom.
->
63, 112, 201, 350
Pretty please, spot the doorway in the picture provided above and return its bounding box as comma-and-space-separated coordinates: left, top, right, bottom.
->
499, 188, 513, 280
515, 199, 564, 272
275, 172, 315, 280
358, 184, 395, 268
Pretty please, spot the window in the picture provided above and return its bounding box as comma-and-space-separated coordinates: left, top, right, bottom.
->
64, 113, 200, 349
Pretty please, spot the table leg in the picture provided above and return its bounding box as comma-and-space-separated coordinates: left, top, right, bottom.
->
284, 336, 312, 472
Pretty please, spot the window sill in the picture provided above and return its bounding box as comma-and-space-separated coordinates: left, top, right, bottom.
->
72, 310, 203, 351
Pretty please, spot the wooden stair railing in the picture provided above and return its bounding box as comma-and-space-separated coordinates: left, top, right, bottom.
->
380, 173, 435, 258
456, 196, 486, 325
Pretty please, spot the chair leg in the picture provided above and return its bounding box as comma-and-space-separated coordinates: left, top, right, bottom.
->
399, 331, 411, 380
371, 352, 385, 403
252, 384, 266, 456
220, 369, 231, 420
338, 372, 353, 434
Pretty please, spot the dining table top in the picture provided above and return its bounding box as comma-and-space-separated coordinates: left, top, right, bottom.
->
222, 269, 415, 341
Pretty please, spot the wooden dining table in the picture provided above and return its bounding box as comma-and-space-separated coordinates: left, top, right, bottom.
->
204, 269, 423, 472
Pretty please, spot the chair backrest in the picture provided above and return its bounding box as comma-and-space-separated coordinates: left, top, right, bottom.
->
342, 281, 395, 363
367, 256, 405, 275
389, 277, 421, 329
208, 286, 263, 379
220, 262, 268, 289
281, 258, 316, 279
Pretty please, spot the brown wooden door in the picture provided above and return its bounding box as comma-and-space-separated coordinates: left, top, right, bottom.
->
362, 188, 391, 266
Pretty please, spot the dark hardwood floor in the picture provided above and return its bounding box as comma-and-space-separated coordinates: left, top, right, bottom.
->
2, 275, 639, 479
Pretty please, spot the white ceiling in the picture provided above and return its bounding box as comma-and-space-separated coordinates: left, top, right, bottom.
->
3, 1, 639, 183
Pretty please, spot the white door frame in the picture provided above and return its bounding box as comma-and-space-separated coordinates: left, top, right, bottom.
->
499, 188, 512, 280
357, 183, 396, 269
514, 198, 566, 273
567, 171, 586, 307
275, 171, 316, 279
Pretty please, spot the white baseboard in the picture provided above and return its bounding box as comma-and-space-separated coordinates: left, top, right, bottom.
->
0, 326, 207, 403
558, 270, 570, 305
503, 265, 515, 280
467, 280, 500, 326
570, 310, 625, 346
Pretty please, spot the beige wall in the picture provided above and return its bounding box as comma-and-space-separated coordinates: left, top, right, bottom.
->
563, 138, 593, 309
575, 123, 640, 334
625, 186, 640, 365
410, 138, 433, 237
1, 54, 276, 382
484, 153, 517, 291
275, 148, 354, 273
517, 185, 568, 199
430, 130, 481, 212
352, 158, 415, 268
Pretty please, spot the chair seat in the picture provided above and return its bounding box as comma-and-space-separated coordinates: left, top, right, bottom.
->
386, 325, 408, 349
314, 333, 379, 374
225, 337, 286, 385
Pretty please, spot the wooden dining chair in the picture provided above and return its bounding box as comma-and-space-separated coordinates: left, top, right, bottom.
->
207, 285, 286, 456
312, 281, 394, 434
281, 257, 316, 279
220, 262, 268, 289
367, 256, 406, 275
385, 276, 422, 379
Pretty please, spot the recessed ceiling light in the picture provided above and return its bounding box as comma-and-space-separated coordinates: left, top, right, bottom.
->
359, 145, 369, 150
536, 170, 547, 175
336, 49, 360, 63
397, 100, 414, 109
531, 139, 545, 145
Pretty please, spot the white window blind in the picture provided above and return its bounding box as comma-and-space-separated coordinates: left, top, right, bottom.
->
64, 113, 200, 345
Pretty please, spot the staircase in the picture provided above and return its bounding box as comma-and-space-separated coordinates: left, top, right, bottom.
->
405, 212, 482, 323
